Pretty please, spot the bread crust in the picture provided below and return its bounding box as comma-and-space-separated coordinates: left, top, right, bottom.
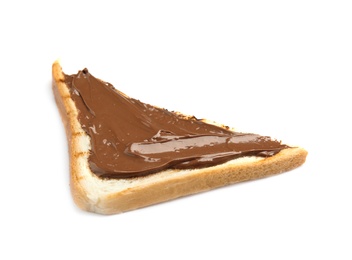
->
52, 60, 308, 214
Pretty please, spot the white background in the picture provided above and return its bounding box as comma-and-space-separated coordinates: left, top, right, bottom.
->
1, 1, 351, 259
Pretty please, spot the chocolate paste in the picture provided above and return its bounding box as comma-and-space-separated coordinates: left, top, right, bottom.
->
64, 69, 289, 179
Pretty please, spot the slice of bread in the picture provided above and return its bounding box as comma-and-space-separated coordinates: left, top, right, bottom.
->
52, 60, 307, 215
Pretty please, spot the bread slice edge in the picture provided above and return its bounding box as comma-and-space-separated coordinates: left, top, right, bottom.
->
52, 60, 308, 215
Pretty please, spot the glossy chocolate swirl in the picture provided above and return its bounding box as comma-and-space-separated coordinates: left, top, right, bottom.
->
64, 69, 289, 179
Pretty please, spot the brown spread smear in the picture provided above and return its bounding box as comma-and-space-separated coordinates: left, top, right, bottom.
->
64, 69, 289, 179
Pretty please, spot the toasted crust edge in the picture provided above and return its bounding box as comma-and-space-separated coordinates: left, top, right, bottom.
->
52, 60, 308, 215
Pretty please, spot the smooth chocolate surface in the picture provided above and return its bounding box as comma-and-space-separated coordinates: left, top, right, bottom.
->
64, 69, 289, 179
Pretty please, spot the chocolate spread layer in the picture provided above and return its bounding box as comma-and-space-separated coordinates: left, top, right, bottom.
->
64, 69, 289, 179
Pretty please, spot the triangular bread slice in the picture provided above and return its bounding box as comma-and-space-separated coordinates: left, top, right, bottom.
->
52, 60, 307, 215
